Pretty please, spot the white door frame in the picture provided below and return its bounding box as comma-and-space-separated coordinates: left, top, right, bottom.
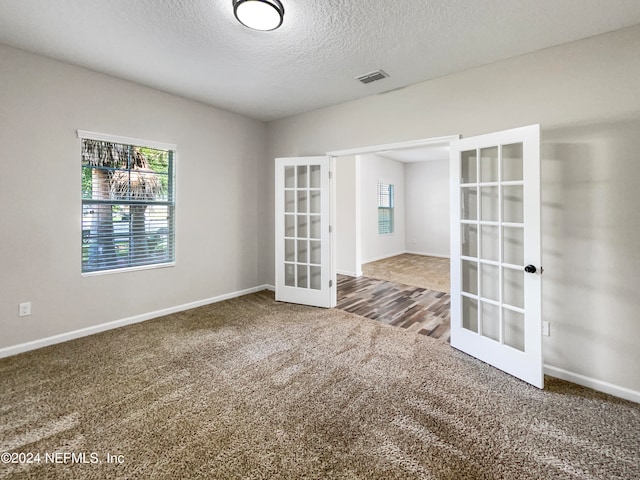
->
327, 135, 460, 277
326, 135, 460, 158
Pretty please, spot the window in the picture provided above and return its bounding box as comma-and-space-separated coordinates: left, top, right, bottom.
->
80, 131, 176, 274
377, 182, 394, 235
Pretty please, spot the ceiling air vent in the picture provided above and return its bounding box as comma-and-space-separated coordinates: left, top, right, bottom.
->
356, 70, 389, 84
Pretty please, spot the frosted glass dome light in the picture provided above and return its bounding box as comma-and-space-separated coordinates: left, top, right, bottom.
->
233, 0, 284, 31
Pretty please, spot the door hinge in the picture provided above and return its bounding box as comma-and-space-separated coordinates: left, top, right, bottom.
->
328, 171, 333, 179
329, 280, 333, 288
329, 225, 333, 233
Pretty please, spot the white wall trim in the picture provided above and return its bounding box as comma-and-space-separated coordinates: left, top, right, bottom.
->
336, 269, 361, 277
363, 250, 450, 265
544, 364, 640, 404
362, 251, 407, 265
327, 135, 460, 157
405, 250, 450, 259
77, 129, 177, 152
0, 285, 273, 360
354, 156, 362, 278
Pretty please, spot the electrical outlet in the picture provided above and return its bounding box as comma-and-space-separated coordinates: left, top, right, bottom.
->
542, 321, 550, 337
19, 302, 31, 317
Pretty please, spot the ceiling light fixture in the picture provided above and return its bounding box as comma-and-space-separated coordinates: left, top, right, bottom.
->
233, 0, 284, 31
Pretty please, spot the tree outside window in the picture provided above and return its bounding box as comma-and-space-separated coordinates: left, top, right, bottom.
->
81, 137, 175, 273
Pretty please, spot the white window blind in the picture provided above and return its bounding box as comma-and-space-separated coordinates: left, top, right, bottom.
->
80, 133, 176, 274
377, 182, 394, 235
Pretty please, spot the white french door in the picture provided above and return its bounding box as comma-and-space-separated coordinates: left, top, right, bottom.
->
275, 156, 335, 308
450, 125, 543, 388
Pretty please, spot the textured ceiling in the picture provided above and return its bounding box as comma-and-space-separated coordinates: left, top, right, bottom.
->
1, 1, 640, 121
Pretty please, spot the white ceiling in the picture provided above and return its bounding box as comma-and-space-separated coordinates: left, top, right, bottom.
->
1, 1, 640, 122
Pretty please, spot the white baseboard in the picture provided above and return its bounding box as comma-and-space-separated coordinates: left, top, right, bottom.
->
362, 251, 450, 265
336, 269, 362, 277
0, 285, 273, 360
544, 364, 640, 404
362, 251, 407, 265
404, 250, 450, 259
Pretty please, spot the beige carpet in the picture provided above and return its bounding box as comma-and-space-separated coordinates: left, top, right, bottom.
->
1, 291, 638, 479
362, 254, 450, 293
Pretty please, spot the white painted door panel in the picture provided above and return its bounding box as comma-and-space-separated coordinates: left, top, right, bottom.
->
275, 156, 335, 308
450, 125, 542, 388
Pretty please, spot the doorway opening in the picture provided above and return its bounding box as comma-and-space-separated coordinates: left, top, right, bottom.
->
328, 137, 457, 341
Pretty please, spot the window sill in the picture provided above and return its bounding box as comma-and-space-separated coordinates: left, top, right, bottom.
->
82, 262, 175, 277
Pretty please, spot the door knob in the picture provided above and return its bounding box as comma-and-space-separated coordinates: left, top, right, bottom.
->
524, 264, 537, 274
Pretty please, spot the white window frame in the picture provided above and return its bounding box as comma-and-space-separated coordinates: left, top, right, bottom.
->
377, 181, 394, 235
78, 130, 177, 276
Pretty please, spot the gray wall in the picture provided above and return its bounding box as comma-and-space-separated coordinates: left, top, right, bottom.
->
335, 156, 360, 276
542, 119, 640, 390
405, 160, 450, 257
0, 45, 266, 349
262, 25, 640, 394
337, 158, 451, 270
360, 154, 406, 263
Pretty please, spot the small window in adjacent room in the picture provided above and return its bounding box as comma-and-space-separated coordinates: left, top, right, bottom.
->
377, 182, 394, 235
80, 131, 176, 274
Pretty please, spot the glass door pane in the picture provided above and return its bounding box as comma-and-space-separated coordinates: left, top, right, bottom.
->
503, 185, 524, 223
479, 146, 498, 182
461, 224, 478, 258
481, 302, 500, 342
461, 150, 477, 183
503, 227, 524, 265
462, 259, 478, 295
461, 188, 477, 220
504, 308, 525, 351
462, 297, 479, 333
480, 186, 499, 221
502, 143, 523, 182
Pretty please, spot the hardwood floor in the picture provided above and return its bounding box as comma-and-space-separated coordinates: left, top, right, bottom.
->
336, 274, 451, 343
362, 253, 450, 293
